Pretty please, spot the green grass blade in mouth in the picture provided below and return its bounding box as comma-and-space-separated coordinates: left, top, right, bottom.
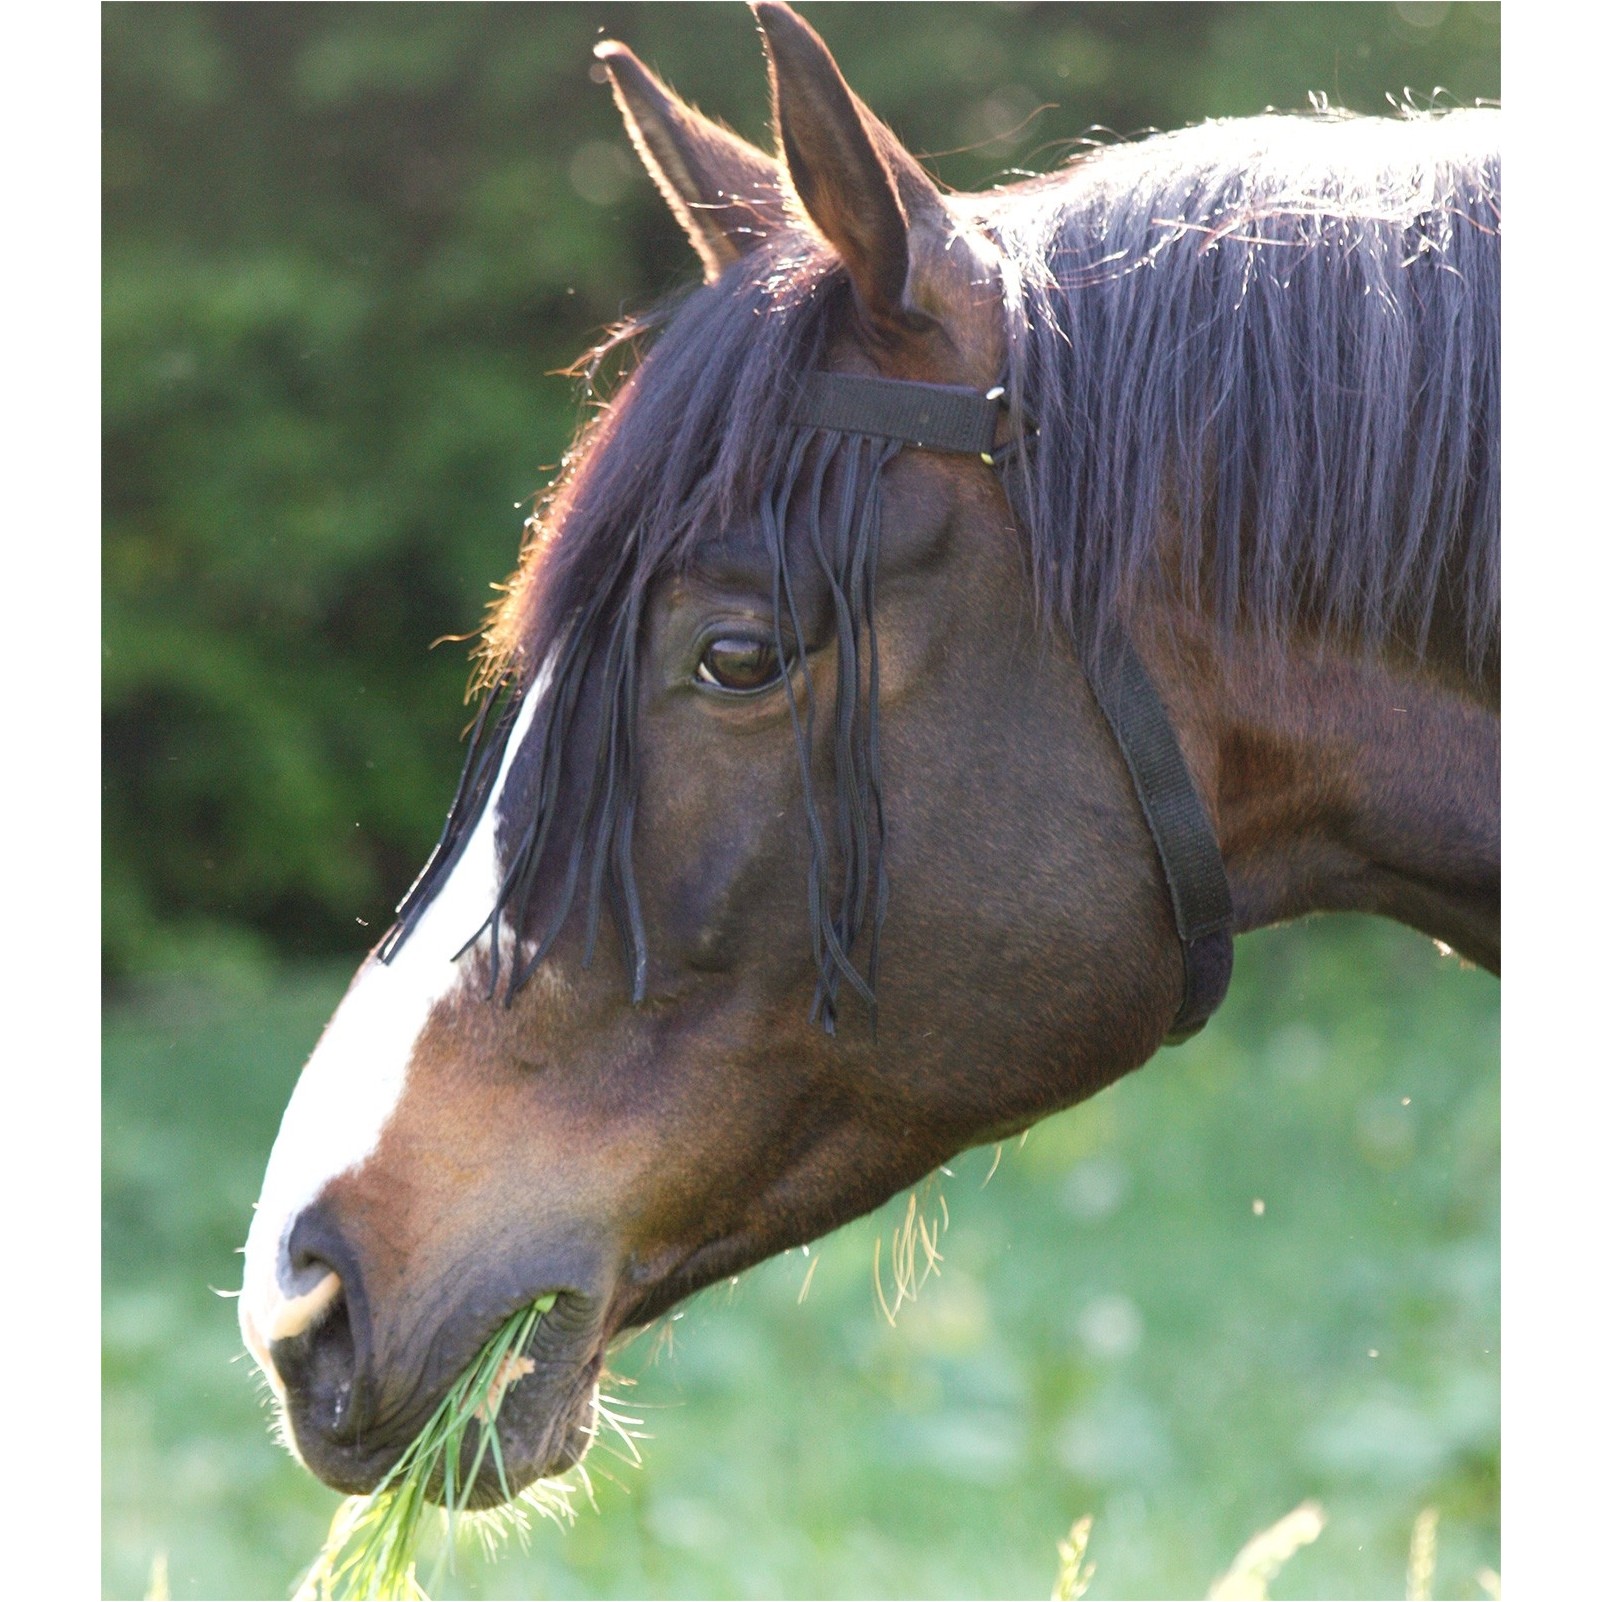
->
294, 1296, 573, 1602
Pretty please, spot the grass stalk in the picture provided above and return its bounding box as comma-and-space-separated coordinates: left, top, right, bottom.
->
294, 1296, 575, 1602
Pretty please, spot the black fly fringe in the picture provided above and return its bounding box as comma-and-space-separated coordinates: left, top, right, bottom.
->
380, 422, 891, 1032
378, 578, 646, 1006
765, 426, 898, 1034
375, 666, 525, 966
477, 582, 648, 1006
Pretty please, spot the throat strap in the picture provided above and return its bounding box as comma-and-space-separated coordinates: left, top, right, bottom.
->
792, 369, 1234, 1044
1077, 618, 1234, 1040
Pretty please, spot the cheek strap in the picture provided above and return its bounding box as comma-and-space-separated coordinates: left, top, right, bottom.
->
792, 368, 1234, 1045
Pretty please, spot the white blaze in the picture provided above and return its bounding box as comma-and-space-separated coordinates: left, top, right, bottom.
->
239, 678, 546, 1378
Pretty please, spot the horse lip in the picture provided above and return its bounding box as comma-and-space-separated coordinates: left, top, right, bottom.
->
400, 1286, 613, 1507
283, 1285, 613, 1502
475, 1293, 610, 1501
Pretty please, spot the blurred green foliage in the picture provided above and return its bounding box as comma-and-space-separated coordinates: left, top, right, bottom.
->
102, 1, 1499, 979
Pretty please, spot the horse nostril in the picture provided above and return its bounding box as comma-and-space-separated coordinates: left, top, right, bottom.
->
263, 1264, 343, 1345
267, 1202, 355, 1344
266, 1202, 377, 1451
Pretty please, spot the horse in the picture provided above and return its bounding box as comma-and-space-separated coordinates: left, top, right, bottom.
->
239, 1, 1499, 1511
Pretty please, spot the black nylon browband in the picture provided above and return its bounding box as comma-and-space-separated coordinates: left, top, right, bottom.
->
792, 369, 1234, 1043
795, 372, 1005, 456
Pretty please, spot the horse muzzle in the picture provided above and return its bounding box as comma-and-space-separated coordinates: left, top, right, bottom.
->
240, 1202, 615, 1502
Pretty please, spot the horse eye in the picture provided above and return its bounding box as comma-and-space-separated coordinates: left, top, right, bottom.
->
695, 634, 782, 694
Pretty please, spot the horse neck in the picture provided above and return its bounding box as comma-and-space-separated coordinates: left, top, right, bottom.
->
1137, 613, 1500, 973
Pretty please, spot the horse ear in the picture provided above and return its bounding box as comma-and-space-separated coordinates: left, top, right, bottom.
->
754, 1, 969, 335
595, 41, 785, 281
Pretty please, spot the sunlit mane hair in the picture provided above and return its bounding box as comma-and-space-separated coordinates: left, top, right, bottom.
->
383, 106, 1500, 1019
975, 105, 1500, 666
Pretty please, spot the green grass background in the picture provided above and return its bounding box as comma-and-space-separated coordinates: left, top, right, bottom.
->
103, 916, 1497, 1601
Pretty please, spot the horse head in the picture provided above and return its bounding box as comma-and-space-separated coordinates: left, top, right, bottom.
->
240, 1, 1499, 1504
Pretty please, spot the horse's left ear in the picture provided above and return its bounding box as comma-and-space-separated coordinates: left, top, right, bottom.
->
597, 41, 786, 281
754, 1, 993, 338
